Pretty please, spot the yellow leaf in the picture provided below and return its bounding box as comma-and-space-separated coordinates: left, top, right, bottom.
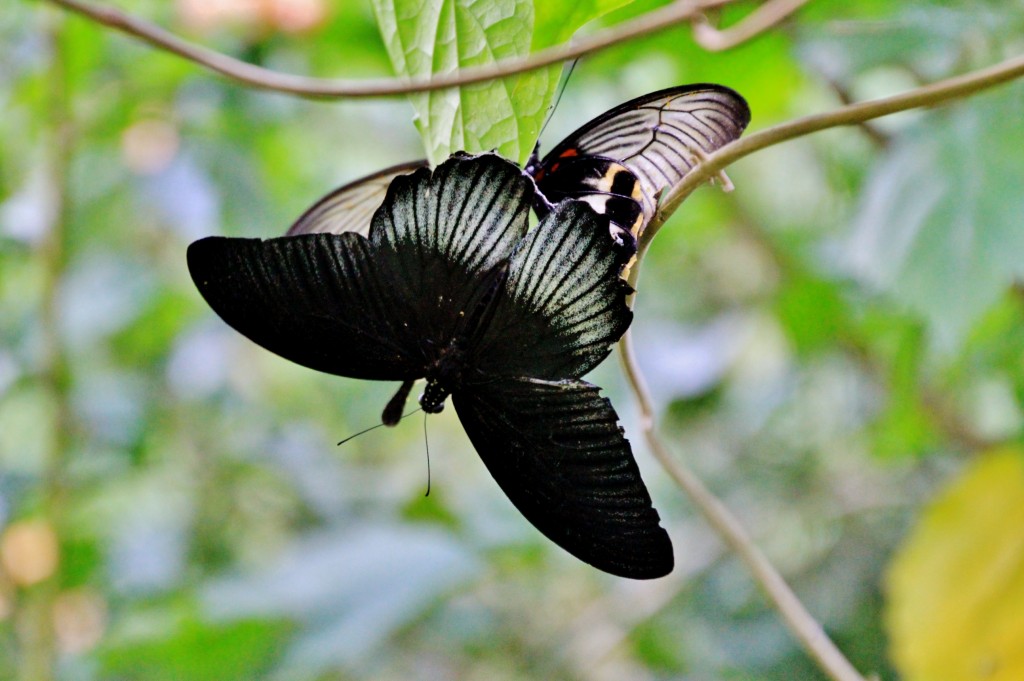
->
886, 449, 1024, 681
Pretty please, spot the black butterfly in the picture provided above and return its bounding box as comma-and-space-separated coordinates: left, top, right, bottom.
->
188, 153, 673, 579
286, 84, 750, 254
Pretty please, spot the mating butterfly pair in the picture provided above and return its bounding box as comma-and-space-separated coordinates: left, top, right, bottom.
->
187, 85, 750, 579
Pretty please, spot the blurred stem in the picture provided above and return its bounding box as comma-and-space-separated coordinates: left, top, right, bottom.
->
692, 0, 812, 51
19, 10, 75, 681
617, 332, 868, 681
818, 75, 891, 149
645, 51, 1024, 248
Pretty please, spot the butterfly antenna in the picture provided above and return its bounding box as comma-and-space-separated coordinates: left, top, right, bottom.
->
538, 59, 578, 141
337, 408, 422, 446
423, 412, 431, 497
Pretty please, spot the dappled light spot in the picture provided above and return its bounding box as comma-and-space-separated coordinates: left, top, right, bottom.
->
1, 519, 59, 586
54, 588, 108, 655
121, 119, 180, 175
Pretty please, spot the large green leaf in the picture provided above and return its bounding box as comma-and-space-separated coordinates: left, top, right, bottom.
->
533, 0, 633, 46
841, 85, 1024, 351
371, 0, 634, 165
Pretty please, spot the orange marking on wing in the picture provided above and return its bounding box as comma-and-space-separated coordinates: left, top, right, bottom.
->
558, 148, 579, 158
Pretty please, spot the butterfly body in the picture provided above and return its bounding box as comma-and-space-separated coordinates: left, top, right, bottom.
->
528, 151, 644, 250
530, 84, 751, 227
189, 153, 671, 578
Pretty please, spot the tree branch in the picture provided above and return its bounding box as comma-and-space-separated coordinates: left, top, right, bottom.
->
618, 330, 868, 681
644, 51, 1024, 248
44, 0, 731, 98
616, 47, 1024, 681
692, 0, 812, 51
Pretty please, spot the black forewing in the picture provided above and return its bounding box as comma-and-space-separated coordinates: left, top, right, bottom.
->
536, 84, 750, 225
368, 153, 533, 344
187, 153, 534, 382
469, 200, 632, 380
187, 233, 421, 380
453, 377, 673, 579
285, 160, 428, 237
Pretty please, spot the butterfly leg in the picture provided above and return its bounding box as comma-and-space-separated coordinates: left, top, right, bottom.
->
685, 145, 735, 193
382, 379, 416, 425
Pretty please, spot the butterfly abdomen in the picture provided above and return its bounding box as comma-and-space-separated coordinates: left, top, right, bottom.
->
532, 156, 644, 259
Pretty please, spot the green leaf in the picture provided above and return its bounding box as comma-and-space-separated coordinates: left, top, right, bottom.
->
370, 0, 536, 165
842, 85, 1024, 351
533, 0, 633, 47
370, 0, 634, 165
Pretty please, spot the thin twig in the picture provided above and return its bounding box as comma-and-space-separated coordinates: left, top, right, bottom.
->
44, 0, 731, 98
645, 51, 1024, 247
819, 75, 890, 149
618, 331, 868, 681
692, 0, 812, 51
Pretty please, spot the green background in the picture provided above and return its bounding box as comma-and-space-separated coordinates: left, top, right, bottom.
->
2, 0, 1024, 679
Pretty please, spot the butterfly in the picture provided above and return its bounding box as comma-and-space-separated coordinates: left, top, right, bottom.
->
188, 153, 674, 579
286, 84, 750, 254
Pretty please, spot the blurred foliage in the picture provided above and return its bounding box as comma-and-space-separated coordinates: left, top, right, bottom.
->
2, 0, 1024, 680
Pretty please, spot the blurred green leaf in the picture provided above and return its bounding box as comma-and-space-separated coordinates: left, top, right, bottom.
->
869, 322, 941, 458
100, 616, 291, 681
202, 525, 480, 674
798, 1, 1024, 81
402, 489, 462, 527
842, 85, 1024, 351
111, 290, 200, 367
775, 274, 847, 354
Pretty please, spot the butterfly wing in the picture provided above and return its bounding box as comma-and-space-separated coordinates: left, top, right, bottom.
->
285, 160, 428, 237
453, 377, 673, 579
187, 233, 422, 380
532, 84, 751, 229
469, 199, 631, 380
368, 153, 534, 342
187, 154, 534, 382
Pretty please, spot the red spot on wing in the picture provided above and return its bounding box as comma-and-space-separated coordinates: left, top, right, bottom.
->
558, 148, 579, 158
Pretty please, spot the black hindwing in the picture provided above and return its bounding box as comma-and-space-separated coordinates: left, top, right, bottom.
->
453, 378, 673, 579
469, 200, 632, 381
